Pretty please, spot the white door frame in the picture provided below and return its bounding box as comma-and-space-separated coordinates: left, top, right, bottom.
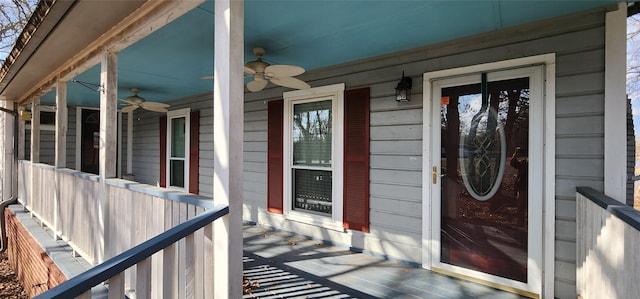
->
421, 54, 555, 298
75, 107, 123, 176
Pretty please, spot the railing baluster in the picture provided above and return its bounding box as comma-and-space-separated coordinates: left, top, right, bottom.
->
75, 290, 91, 299
194, 206, 204, 299
108, 272, 125, 299
21, 162, 229, 299
185, 232, 195, 299
177, 202, 186, 298
163, 243, 176, 299
203, 222, 214, 298
151, 196, 165, 298
136, 258, 151, 299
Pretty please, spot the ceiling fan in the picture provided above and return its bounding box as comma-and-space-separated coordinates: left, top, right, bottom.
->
244, 47, 310, 92
120, 88, 170, 113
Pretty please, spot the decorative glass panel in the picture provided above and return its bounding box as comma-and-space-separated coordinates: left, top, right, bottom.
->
458, 94, 506, 201
171, 117, 186, 158
292, 100, 332, 167
293, 169, 332, 215
170, 160, 185, 188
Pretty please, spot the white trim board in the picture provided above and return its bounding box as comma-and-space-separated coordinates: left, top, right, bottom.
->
604, 3, 626, 202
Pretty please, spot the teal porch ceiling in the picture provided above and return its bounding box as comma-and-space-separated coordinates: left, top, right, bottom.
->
40, 0, 621, 107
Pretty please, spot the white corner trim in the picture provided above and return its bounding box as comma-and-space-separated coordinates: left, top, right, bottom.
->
604, 3, 627, 203
543, 59, 556, 299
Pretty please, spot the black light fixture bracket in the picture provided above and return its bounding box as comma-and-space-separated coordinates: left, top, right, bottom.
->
71, 79, 103, 92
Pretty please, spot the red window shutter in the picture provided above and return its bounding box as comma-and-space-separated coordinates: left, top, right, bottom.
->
267, 100, 284, 214
189, 111, 200, 194
159, 116, 167, 188
343, 88, 370, 232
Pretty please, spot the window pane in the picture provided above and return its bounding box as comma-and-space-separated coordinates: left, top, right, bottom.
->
293, 100, 332, 167
293, 169, 332, 215
170, 160, 185, 187
40, 111, 55, 125
171, 117, 186, 157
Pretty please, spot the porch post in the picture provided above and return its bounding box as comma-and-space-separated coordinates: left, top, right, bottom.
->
17, 105, 24, 161
99, 50, 118, 263
55, 80, 67, 168
604, 3, 627, 203
1, 101, 15, 200
54, 79, 68, 236
31, 98, 40, 163
213, 0, 244, 297
29, 98, 40, 213
127, 112, 133, 175
117, 111, 122, 178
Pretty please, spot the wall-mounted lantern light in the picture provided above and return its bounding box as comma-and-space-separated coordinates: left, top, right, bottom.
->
19, 111, 32, 121
395, 71, 412, 102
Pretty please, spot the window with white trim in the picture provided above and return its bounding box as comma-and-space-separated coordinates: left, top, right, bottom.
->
26, 106, 56, 131
167, 108, 190, 191
283, 84, 344, 228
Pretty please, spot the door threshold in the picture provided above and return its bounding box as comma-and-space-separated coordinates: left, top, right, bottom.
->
431, 266, 539, 299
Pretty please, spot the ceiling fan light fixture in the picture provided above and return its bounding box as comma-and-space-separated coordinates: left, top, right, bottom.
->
126, 95, 145, 105
245, 59, 269, 73
243, 47, 310, 92
121, 88, 169, 113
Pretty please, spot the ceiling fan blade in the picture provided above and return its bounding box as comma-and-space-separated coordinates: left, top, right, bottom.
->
244, 66, 256, 75
124, 98, 140, 105
265, 65, 305, 77
270, 76, 310, 90
121, 105, 138, 113
142, 105, 169, 113
141, 101, 170, 108
247, 79, 268, 92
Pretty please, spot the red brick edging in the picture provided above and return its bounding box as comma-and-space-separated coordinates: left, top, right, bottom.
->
5, 208, 66, 297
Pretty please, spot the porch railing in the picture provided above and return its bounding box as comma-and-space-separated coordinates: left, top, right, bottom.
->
33, 204, 228, 299
576, 187, 640, 299
17, 160, 226, 298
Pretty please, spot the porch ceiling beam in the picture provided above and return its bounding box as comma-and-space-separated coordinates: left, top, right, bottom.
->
17, 0, 204, 106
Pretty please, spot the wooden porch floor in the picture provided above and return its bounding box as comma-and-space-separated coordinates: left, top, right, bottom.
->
243, 225, 528, 299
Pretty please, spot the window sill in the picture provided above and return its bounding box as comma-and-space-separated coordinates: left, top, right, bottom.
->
285, 210, 345, 232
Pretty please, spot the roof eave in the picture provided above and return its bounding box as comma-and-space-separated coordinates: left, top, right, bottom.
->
0, 0, 77, 99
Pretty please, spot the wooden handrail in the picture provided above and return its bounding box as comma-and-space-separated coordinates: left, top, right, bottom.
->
33, 204, 229, 299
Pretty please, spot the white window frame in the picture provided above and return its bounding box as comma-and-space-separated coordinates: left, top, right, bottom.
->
166, 107, 190, 192
283, 83, 345, 230
26, 105, 56, 131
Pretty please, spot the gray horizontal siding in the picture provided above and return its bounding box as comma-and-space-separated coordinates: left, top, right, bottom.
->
39, 130, 55, 165
24, 108, 125, 172
66, 108, 76, 169
241, 8, 608, 299
131, 93, 214, 198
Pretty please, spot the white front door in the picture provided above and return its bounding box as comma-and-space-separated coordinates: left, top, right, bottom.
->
423, 60, 550, 297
